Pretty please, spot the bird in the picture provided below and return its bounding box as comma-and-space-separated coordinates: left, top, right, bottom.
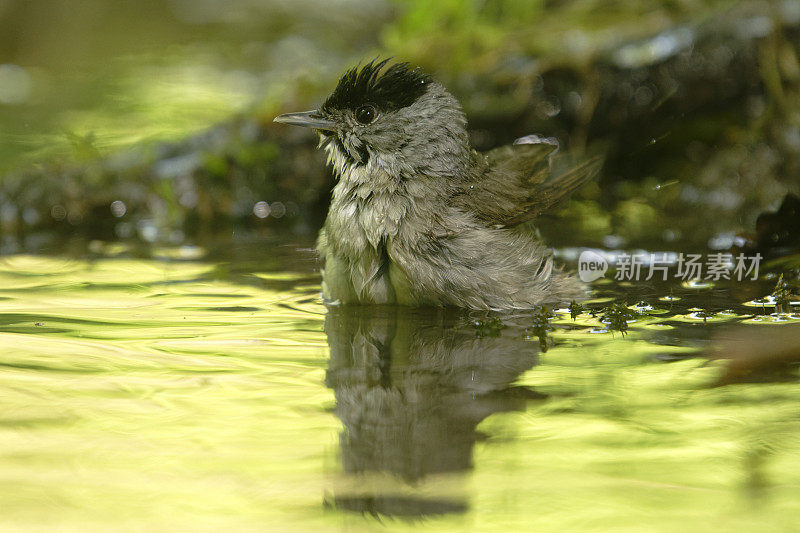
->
274, 59, 600, 310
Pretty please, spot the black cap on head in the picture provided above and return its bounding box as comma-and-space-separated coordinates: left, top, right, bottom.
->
321, 59, 432, 114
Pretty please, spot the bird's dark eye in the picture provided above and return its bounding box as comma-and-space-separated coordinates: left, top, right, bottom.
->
355, 105, 376, 124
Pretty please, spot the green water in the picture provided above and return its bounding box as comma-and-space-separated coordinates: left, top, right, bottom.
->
1, 244, 799, 532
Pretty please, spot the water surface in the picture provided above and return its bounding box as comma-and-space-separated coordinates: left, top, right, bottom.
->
0, 242, 798, 532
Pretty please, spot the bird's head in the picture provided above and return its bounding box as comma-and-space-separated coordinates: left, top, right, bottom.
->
274, 59, 470, 181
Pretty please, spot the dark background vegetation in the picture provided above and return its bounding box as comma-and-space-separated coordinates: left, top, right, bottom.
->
0, 0, 798, 255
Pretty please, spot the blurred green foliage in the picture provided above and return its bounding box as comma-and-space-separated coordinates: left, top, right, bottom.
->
0, 0, 799, 254
385, 0, 734, 69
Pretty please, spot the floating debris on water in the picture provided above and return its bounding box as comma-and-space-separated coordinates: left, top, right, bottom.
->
743, 274, 800, 314
771, 274, 797, 314
599, 302, 643, 336
524, 306, 555, 351
687, 311, 716, 322
745, 296, 776, 307
471, 316, 506, 338
568, 300, 584, 320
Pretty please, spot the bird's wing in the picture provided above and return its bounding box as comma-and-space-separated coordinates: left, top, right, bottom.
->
455, 139, 601, 228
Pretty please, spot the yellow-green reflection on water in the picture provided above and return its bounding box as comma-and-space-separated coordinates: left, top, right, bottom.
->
0, 254, 798, 531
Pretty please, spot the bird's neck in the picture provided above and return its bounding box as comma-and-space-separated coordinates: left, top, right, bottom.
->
325, 157, 448, 260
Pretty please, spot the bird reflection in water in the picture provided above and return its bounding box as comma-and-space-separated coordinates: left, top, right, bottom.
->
323, 305, 546, 518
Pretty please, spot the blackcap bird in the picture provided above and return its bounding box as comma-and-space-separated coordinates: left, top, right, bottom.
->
274, 59, 599, 310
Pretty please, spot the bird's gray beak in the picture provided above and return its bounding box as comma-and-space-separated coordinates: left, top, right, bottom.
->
273, 110, 336, 130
